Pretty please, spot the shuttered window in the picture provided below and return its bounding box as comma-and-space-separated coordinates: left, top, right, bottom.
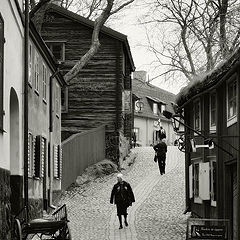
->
54, 144, 62, 179
34, 135, 46, 178
0, 15, 4, 130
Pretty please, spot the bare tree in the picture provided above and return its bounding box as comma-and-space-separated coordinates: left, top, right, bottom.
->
141, 0, 240, 83
31, 0, 135, 82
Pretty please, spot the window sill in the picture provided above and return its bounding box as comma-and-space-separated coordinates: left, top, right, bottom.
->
43, 99, 47, 105
0, 128, 6, 133
227, 115, 237, 127
34, 89, 39, 96
194, 197, 203, 204
28, 82, 33, 88
194, 130, 201, 136
209, 126, 216, 133
211, 200, 216, 207
56, 114, 60, 119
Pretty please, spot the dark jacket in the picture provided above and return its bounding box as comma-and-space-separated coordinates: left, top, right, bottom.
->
110, 181, 135, 206
153, 141, 167, 158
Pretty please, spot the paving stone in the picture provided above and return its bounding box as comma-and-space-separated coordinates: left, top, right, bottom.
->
56, 146, 187, 240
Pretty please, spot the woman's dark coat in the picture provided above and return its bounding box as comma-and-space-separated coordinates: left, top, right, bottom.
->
110, 181, 135, 207
153, 141, 167, 159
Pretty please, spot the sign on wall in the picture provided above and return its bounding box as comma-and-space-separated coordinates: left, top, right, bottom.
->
191, 225, 226, 239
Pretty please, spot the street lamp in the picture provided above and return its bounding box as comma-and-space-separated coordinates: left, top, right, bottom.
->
136, 100, 144, 113
171, 115, 181, 132
162, 110, 182, 132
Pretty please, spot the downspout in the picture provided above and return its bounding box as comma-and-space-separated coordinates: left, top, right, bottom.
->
48, 69, 59, 208
24, 0, 29, 221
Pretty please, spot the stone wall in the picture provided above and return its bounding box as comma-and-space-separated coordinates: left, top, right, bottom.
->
0, 167, 11, 240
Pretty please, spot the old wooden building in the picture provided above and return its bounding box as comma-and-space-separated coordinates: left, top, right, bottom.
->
33, 4, 135, 164
176, 48, 240, 239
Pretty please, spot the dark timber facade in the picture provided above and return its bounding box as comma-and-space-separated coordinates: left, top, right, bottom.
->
176, 48, 240, 240
35, 4, 135, 164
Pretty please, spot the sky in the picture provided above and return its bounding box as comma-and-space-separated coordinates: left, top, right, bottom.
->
109, 1, 186, 95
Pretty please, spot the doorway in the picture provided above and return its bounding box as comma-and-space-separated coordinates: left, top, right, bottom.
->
9, 88, 23, 215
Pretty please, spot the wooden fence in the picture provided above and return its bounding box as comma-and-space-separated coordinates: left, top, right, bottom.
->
61, 125, 106, 190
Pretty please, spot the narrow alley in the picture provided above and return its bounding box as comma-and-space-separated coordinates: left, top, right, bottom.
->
58, 146, 187, 240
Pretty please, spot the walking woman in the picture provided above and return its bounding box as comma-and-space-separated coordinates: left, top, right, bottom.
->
110, 173, 135, 229
154, 138, 167, 175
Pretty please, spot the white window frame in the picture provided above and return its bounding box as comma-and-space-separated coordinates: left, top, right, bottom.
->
153, 103, 158, 115
208, 156, 217, 207
191, 158, 203, 204
55, 82, 60, 117
34, 52, 40, 94
161, 104, 166, 113
29, 43, 33, 85
227, 78, 237, 127
42, 64, 47, 102
193, 99, 201, 134
209, 92, 216, 133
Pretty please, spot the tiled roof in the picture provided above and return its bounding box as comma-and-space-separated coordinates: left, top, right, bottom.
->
132, 78, 176, 120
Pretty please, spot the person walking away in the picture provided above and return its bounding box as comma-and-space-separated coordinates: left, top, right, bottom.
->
153, 139, 167, 175
159, 126, 166, 140
132, 132, 137, 148
110, 173, 135, 229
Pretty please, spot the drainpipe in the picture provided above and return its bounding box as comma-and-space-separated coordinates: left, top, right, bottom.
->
24, 0, 29, 221
48, 70, 59, 208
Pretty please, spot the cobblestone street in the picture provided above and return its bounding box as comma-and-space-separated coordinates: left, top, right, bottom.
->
59, 146, 187, 240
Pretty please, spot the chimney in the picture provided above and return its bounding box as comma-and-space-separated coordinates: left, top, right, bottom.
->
51, 0, 61, 6
133, 71, 147, 82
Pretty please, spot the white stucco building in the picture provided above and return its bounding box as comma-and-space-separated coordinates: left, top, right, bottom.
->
133, 71, 177, 146
0, 0, 24, 238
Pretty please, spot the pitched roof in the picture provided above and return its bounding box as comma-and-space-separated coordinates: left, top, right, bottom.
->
132, 77, 176, 120
31, 3, 135, 71
176, 47, 240, 107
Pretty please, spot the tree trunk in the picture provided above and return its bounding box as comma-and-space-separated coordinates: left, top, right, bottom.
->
219, 0, 229, 58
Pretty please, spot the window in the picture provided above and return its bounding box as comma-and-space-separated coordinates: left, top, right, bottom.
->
28, 132, 34, 177
193, 100, 201, 131
61, 87, 68, 113
209, 93, 216, 132
54, 145, 62, 179
210, 160, 217, 206
29, 43, 32, 85
193, 163, 200, 198
0, 15, 4, 131
56, 83, 60, 117
227, 79, 237, 126
122, 52, 126, 75
46, 42, 65, 62
134, 127, 139, 141
34, 52, 40, 93
161, 104, 166, 113
42, 64, 47, 102
153, 103, 158, 115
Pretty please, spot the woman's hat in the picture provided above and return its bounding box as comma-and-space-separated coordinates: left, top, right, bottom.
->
117, 173, 123, 179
